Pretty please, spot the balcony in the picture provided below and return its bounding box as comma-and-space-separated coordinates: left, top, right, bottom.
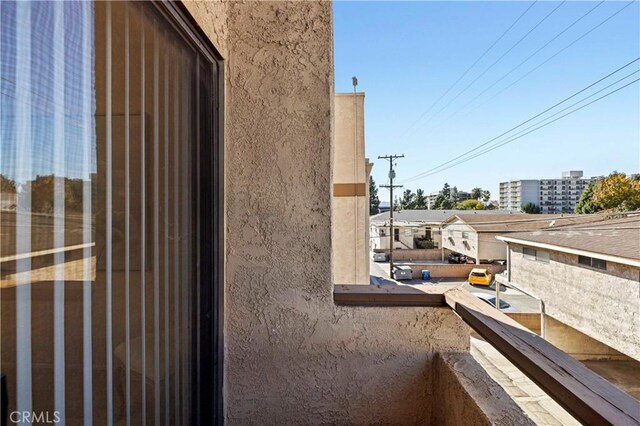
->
333, 285, 639, 424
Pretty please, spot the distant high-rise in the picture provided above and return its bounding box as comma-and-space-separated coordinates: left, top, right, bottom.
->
499, 171, 598, 214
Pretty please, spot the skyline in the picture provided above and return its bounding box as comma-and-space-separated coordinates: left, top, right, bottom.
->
334, 1, 640, 201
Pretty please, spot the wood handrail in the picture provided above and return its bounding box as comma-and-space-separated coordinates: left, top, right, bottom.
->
334, 284, 640, 425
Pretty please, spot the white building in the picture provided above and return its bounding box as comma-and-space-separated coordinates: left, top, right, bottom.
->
499, 171, 598, 213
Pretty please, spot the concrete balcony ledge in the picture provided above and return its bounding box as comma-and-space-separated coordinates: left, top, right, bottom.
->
334, 284, 640, 425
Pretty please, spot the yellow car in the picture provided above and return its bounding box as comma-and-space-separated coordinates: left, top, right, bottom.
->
468, 268, 493, 286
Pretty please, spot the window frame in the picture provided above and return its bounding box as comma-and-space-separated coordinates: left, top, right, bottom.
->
153, 1, 225, 424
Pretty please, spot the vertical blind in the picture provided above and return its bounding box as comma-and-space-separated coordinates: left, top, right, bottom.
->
0, 1, 214, 424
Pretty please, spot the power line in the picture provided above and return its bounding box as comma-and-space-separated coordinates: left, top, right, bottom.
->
402, 57, 640, 183
424, 1, 606, 136
406, 77, 639, 181
461, 0, 637, 121
410, 1, 566, 136
401, 1, 538, 138
414, 67, 638, 180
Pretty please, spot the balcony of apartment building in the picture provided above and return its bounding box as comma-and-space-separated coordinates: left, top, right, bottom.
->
1, 1, 639, 425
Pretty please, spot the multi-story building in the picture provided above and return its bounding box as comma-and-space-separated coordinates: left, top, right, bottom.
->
428, 189, 473, 208
500, 171, 598, 213
499, 180, 540, 211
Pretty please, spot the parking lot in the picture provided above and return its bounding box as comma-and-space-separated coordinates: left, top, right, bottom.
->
370, 258, 540, 313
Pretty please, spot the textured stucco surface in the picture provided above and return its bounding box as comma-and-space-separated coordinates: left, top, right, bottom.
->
333, 94, 368, 284
184, 2, 483, 423
433, 353, 535, 426
509, 243, 640, 360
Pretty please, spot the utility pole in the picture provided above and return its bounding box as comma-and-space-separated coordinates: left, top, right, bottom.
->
379, 154, 404, 279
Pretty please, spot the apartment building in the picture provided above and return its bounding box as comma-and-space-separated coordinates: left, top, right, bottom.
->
500, 171, 598, 213
428, 189, 473, 208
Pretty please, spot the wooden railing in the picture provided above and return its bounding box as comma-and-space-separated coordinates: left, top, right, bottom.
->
334, 284, 640, 425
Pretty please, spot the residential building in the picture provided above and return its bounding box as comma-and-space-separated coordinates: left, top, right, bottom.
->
333, 92, 371, 284
499, 180, 540, 211
441, 214, 606, 264
499, 171, 598, 213
1, 2, 637, 425
428, 189, 473, 209
370, 209, 513, 251
496, 215, 640, 361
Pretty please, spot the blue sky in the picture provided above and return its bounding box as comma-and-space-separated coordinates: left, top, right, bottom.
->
334, 1, 640, 200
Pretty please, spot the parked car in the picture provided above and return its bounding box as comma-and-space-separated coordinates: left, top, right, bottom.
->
447, 252, 467, 264
472, 292, 516, 313
468, 268, 493, 286
373, 252, 388, 262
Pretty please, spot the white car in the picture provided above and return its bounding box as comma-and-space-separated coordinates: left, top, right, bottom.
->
472, 292, 516, 313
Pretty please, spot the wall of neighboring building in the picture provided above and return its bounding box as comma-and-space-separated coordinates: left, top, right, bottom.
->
442, 220, 478, 260
333, 93, 369, 284
507, 243, 640, 361
185, 2, 473, 423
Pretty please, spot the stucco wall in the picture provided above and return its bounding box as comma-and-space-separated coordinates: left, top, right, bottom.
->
185, 2, 472, 423
333, 94, 369, 284
508, 243, 640, 360
433, 353, 535, 425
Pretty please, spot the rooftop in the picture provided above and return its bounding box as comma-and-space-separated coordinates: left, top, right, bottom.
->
497, 215, 640, 264
444, 213, 607, 233
371, 209, 515, 224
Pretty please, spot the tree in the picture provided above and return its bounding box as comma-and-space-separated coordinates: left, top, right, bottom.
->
432, 183, 454, 210
369, 176, 380, 215
481, 190, 491, 202
592, 172, 640, 211
432, 194, 445, 210
486, 200, 499, 210
521, 202, 541, 214
451, 186, 459, 204
0, 174, 16, 193
441, 183, 451, 200
457, 199, 484, 210
575, 182, 601, 214
471, 187, 483, 200
399, 189, 416, 210
414, 189, 428, 209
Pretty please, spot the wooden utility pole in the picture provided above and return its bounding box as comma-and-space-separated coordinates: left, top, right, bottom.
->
379, 154, 404, 279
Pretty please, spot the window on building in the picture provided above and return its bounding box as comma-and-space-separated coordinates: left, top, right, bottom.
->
394, 228, 400, 241
523, 247, 536, 259
462, 231, 469, 239
578, 255, 607, 270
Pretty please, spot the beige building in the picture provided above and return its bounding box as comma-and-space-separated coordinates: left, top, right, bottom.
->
497, 216, 640, 361
1, 2, 637, 425
441, 213, 607, 264
332, 93, 372, 284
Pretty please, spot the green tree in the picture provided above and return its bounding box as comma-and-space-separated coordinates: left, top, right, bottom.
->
521, 202, 541, 214
369, 176, 380, 215
575, 182, 601, 214
592, 172, 640, 211
481, 190, 491, 202
486, 200, 499, 210
457, 199, 484, 210
399, 189, 416, 210
451, 186, 459, 205
432, 194, 445, 210
414, 189, 428, 209
0, 174, 16, 193
471, 187, 483, 200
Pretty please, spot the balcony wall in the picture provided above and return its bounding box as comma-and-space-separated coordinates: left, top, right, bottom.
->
182, 1, 514, 424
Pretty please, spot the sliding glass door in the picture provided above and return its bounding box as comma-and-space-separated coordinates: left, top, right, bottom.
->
0, 1, 221, 424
